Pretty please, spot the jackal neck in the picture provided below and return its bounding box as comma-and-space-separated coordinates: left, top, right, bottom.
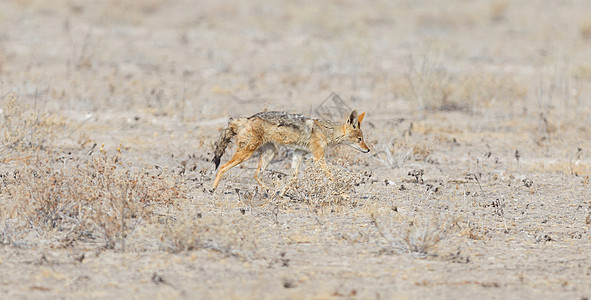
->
315, 120, 343, 145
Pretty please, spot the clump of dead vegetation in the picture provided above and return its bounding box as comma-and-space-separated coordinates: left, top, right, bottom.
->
405, 49, 527, 113
289, 160, 371, 215
158, 207, 262, 257
0, 149, 188, 250
370, 205, 453, 258
1, 92, 66, 159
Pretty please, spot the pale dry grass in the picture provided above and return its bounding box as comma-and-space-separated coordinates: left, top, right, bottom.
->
1, 92, 66, 159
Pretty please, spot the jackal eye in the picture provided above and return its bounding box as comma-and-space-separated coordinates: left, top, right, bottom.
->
357, 137, 362, 142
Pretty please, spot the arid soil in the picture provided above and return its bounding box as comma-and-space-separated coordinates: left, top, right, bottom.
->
1, 0, 591, 299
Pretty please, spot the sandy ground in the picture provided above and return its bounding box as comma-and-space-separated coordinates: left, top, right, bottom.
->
1, 0, 591, 299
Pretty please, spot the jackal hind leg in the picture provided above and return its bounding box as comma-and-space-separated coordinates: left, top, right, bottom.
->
280, 150, 305, 196
212, 147, 257, 191
254, 143, 276, 191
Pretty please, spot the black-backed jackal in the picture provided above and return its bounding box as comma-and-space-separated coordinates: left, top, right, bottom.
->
211, 110, 370, 194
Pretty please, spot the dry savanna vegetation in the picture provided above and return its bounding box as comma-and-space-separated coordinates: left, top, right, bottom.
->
1, 0, 591, 299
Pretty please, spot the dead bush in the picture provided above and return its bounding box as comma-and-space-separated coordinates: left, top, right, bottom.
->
289, 161, 370, 215
158, 208, 261, 257
370, 208, 453, 258
0, 149, 188, 250
405, 52, 526, 113
0, 92, 66, 159
581, 19, 591, 40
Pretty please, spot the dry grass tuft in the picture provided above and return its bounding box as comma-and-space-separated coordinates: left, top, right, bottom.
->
371, 209, 451, 258
1, 92, 66, 159
372, 138, 433, 168
372, 138, 413, 169
158, 208, 261, 257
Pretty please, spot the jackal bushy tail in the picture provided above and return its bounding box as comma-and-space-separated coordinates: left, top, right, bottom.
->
212, 119, 239, 169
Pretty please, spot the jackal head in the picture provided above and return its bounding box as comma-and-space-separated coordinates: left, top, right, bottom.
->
341, 110, 370, 153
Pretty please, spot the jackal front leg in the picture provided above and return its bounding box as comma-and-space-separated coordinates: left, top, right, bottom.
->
280, 150, 305, 196
315, 158, 334, 181
312, 147, 333, 181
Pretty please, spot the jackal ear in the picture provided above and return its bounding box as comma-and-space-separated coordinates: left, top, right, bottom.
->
357, 112, 365, 125
347, 110, 358, 128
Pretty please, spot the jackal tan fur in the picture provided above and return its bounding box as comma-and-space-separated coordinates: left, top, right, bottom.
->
211, 110, 370, 194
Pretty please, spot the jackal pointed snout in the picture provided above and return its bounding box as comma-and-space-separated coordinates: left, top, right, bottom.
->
350, 141, 370, 153
362, 141, 370, 152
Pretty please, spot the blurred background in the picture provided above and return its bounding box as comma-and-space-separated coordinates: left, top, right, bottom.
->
2, 0, 590, 121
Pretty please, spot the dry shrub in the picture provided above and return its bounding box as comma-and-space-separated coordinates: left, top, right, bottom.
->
454, 73, 527, 112
1, 92, 66, 158
406, 52, 526, 113
289, 161, 370, 214
159, 209, 261, 257
581, 19, 591, 40
406, 51, 453, 112
370, 208, 452, 258
489, 0, 510, 22
0, 150, 188, 249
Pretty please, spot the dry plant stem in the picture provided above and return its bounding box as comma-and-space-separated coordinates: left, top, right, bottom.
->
120, 183, 128, 252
